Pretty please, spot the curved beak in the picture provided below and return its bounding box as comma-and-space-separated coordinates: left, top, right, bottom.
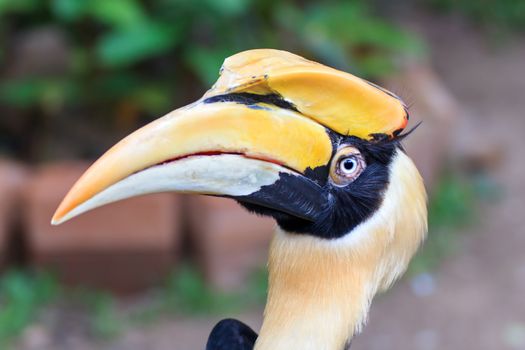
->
52, 49, 409, 226
52, 100, 333, 225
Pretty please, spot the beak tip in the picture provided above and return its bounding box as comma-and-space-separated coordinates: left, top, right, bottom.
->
50, 213, 63, 226
51, 204, 69, 226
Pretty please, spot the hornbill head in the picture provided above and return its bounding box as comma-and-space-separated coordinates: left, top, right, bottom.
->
52, 49, 427, 349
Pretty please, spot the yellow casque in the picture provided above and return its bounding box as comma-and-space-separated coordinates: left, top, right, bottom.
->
205, 49, 408, 139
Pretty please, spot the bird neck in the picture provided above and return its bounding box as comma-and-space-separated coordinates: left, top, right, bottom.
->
254, 229, 375, 350
254, 151, 427, 350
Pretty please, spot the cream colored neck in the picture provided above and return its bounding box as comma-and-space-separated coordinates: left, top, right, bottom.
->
253, 229, 376, 350
253, 151, 428, 350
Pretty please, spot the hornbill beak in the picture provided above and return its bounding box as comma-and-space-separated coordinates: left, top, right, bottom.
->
52, 49, 408, 225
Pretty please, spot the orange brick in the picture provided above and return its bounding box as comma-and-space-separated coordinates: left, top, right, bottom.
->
23, 162, 182, 293
187, 195, 274, 291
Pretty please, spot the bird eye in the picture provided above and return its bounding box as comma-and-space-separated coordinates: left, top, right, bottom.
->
330, 146, 366, 186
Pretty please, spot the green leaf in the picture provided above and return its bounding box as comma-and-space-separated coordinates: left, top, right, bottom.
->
0, 78, 76, 109
204, 0, 252, 17
51, 0, 88, 21
0, 270, 59, 343
0, 0, 39, 15
70, 48, 90, 75
132, 84, 172, 114
356, 54, 395, 78
92, 73, 140, 100
163, 265, 240, 315
52, 0, 146, 26
87, 0, 147, 29
96, 22, 180, 67
90, 294, 121, 339
0, 79, 46, 106
184, 46, 232, 86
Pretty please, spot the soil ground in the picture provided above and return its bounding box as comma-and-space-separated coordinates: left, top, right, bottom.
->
16, 14, 525, 350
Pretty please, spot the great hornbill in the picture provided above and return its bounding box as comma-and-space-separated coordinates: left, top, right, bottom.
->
52, 49, 427, 350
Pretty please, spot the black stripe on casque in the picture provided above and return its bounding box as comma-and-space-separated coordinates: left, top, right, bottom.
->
204, 92, 298, 112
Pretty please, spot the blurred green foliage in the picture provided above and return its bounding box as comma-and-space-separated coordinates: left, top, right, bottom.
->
0, 265, 268, 344
67, 288, 123, 339
0, 0, 423, 159
425, 0, 525, 33
129, 264, 268, 321
0, 270, 59, 345
163, 265, 241, 315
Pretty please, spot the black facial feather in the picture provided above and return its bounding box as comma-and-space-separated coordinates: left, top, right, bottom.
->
238, 131, 401, 239
234, 171, 327, 223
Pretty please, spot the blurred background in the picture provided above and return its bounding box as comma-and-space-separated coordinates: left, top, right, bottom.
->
0, 0, 524, 349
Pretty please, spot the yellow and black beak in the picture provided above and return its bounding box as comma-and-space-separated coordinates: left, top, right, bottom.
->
52, 49, 408, 225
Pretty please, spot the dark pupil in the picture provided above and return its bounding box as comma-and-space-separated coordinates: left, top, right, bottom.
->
343, 158, 356, 171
